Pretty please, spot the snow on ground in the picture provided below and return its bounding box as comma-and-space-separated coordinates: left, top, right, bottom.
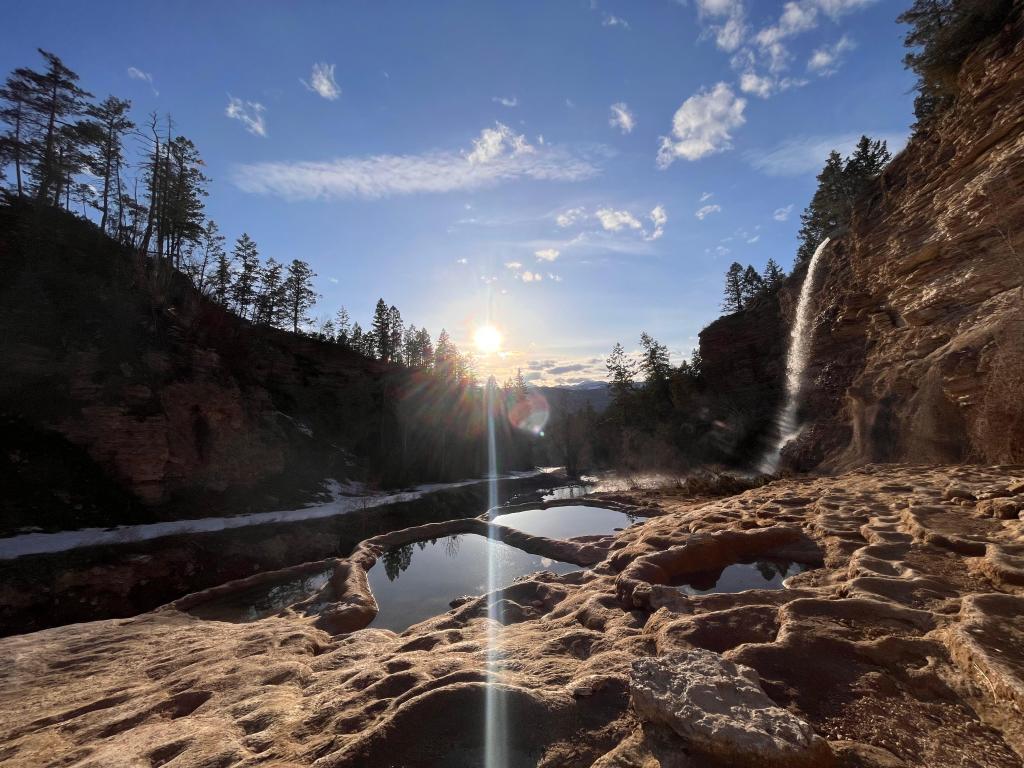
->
0, 470, 553, 560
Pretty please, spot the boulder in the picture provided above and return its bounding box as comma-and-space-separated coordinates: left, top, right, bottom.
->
629, 650, 834, 767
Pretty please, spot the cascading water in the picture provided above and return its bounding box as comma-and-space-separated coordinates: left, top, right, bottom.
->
758, 237, 831, 474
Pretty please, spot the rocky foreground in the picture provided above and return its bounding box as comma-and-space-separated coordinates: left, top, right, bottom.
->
2, 465, 1022, 768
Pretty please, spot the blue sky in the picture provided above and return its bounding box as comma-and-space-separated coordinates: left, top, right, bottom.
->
5, 0, 916, 385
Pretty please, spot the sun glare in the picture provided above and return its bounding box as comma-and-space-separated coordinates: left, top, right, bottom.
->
473, 324, 503, 355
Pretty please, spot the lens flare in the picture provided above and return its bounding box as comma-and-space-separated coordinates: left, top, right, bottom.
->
507, 391, 549, 435
474, 324, 503, 355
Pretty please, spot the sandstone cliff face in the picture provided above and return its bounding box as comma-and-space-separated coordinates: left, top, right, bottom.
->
0, 210, 385, 526
764, 20, 1024, 472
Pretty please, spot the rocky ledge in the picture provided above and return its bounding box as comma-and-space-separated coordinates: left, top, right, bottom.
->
1, 465, 1022, 767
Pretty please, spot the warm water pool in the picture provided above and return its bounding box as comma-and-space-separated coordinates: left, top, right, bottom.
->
368, 534, 577, 632
493, 504, 642, 539
672, 559, 812, 595
186, 569, 332, 623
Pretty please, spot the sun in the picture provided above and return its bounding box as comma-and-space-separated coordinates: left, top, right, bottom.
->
473, 324, 503, 355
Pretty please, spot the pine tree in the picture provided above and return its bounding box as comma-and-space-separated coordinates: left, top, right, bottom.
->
350, 322, 364, 353
762, 258, 786, 291
740, 265, 764, 305
17, 50, 93, 205
434, 329, 456, 380
254, 257, 285, 327
230, 233, 260, 319
85, 96, 133, 233
722, 262, 745, 312
606, 342, 636, 404
416, 328, 433, 366
402, 324, 421, 366
688, 348, 704, 381
335, 307, 351, 347
371, 299, 391, 361
282, 259, 318, 333
387, 305, 404, 364
638, 332, 670, 385
211, 245, 234, 306
0, 70, 35, 198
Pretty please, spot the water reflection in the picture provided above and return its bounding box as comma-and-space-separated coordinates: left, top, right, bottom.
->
186, 570, 332, 623
671, 559, 811, 595
369, 533, 576, 632
494, 505, 642, 539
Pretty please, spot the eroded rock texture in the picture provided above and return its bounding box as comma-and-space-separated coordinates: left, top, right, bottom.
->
1, 465, 1021, 767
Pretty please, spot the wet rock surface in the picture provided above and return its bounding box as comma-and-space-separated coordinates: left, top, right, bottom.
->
1, 465, 1022, 767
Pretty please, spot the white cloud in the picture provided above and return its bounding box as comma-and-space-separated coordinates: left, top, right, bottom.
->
747, 234, 761, 243
492, 96, 519, 107
548, 273, 563, 282
225, 97, 267, 137
127, 67, 158, 95
301, 62, 341, 100
696, 0, 747, 52
657, 83, 746, 167
602, 13, 630, 28
609, 102, 636, 134
535, 248, 560, 262
646, 204, 668, 241
505, 260, 523, 269
556, 206, 587, 228
773, 204, 794, 221
738, 71, 807, 99
808, 36, 856, 75
521, 271, 544, 282
695, 204, 722, 220
457, 257, 469, 264
327, 276, 339, 284
232, 123, 600, 199
748, 131, 907, 176
700, 191, 714, 202
595, 208, 643, 232
753, 0, 875, 73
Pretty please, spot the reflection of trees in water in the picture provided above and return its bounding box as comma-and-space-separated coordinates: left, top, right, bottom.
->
754, 561, 784, 581
382, 536, 464, 581
444, 535, 462, 558
383, 545, 414, 581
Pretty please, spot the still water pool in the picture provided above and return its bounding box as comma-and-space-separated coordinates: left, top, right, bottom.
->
493, 505, 642, 539
186, 570, 332, 623
672, 559, 811, 595
369, 534, 576, 632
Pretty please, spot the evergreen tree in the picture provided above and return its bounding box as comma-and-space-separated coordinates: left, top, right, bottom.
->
0, 70, 35, 198
402, 324, 422, 366
688, 348, 704, 381
282, 259, 318, 333
898, 0, 1014, 124
335, 307, 351, 347
606, 342, 636, 405
254, 257, 285, 327
434, 329, 456, 380
211, 245, 234, 307
230, 233, 260, 319
371, 299, 391, 361
350, 322, 364, 353
722, 262, 745, 312
84, 96, 133, 233
638, 332, 670, 385
740, 265, 764, 305
762, 258, 786, 291
16, 50, 93, 205
388, 305, 404, 364
416, 327, 433, 366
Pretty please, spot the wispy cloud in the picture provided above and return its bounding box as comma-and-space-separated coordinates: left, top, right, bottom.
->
602, 13, 630, 29
695, 204, 722, 220
535, 248, 560, 262
646, 205, 668, 241
773, 204, 794, 221
696, 0, 747, 53
657, 83, 746, 167
609, 102, 636, 134
225, 96, 267, 137
492, 95, 518, 107
127, 66, 158, 96
556, 206, 587, 228
301, 62, 341, 100
807, 36, 856, 75
747, 131, 907, 176
700, 191, 714, 202
232, 122, 600, 199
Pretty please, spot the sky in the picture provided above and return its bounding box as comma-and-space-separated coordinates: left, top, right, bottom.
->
4, 0, 917, 386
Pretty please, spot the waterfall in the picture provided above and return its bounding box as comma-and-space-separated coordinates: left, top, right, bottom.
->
758, 237, 831, 474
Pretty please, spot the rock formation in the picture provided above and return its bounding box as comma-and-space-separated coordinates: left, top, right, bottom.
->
1, 465, 1022, 767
